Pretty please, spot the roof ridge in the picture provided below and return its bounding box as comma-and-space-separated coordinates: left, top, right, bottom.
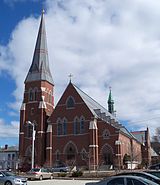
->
72, 83, 109, 113
72, 83, 140, 140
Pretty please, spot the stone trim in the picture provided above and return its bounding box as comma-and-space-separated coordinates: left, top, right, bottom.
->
20, 103, 26, 111
46, 147, 52, 150
37, 131, 45, 134
89, 119, 97, 130
89, 145, 98, 148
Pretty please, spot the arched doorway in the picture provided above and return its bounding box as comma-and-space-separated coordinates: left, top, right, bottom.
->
64, 141, 78, 166
100, 144, 113, 169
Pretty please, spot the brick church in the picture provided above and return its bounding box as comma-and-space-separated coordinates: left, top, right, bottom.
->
19, 11, 151, 171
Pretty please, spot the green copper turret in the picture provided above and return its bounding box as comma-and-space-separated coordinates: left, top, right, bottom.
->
108, 87, 115, 115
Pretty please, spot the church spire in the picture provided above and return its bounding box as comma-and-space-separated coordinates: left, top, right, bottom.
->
108, 87, 115, 115
25, 10, 53, 85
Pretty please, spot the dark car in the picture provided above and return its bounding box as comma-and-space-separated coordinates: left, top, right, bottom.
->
51, 165, 69, 172
149, 163, 160, 170
51, 161, 69, 172
145, 171, 160, 178
86, 175, 159, 185
0, 170, 27, 185
115, 171, 160, 184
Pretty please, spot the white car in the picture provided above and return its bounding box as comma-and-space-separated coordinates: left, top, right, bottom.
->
0, 170, 27, 185
26, 168, 53, 180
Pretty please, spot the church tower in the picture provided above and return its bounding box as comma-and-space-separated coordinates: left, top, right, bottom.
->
19, 10, 54, 169
108, 87, 115, 115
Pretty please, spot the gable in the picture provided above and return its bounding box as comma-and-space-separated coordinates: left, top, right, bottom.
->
49, 82, 137, 140
49, 82, 94, 122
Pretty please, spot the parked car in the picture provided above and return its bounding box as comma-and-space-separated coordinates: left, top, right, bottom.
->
149, 163, 160, 170
145, 171, 160, 178
51, 161, 69, 172
26, 168, 53, 180
115, 171, 160, 184
0, 170, 27, 185
86, 175, 159, 185
51, 164, 69, 172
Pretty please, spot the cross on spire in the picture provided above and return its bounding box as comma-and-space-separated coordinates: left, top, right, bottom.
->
42, 9, 45, 14
68, 74, 73, 82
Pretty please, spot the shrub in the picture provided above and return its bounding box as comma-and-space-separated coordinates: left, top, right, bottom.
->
71, 170, 83, 177
58, 172, 67, 177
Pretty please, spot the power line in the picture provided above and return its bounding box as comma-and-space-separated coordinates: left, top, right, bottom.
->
129, 115, 160, 124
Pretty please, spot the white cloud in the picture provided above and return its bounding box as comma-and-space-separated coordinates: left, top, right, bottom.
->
1, 0, 160, 138
0, 119, 19, 138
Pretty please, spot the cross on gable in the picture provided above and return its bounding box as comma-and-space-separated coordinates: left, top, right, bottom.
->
68, 74, 73, 82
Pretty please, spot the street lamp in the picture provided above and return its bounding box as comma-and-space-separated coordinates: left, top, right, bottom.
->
26, 121, 36, 169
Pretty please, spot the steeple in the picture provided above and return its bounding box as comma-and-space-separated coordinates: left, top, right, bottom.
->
19, 10, 54, 169
108, 87, 115, 115
25, 10, 53, 85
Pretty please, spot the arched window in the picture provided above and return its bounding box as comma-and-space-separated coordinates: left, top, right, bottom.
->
25, 146, 32, 158
31, 108, 34, 115
103, 129, 110, 139
80, 116, 85, 134
55, 150, 60, 161
26, 124, 33, 138
62, 118, 67, 135
74, 117, 79, 135
66, 96, 75, 108
29, 89, 33, 101
34, 88, 38, 101
57, 119, 62, 136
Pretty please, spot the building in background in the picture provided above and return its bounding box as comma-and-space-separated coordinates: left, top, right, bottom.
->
19, 11, 151, 171
0, 145, 19, 170
151, 141, 160, 164
131, 129, 151, 167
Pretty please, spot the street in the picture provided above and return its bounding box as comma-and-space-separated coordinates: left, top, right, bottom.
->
28, 179, 98, 185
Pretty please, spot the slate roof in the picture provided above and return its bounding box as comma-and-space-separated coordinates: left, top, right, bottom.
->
25, 10, 53, 85
73, 83, 134, 138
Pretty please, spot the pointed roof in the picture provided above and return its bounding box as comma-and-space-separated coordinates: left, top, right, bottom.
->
25, 10, 54, 85
71, 83, 134, 138
108, 87, 114, 103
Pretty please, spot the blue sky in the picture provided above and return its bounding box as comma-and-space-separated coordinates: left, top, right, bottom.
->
1, 0, 160, 147
0, 0, 43, 146
0, 0, 43, 45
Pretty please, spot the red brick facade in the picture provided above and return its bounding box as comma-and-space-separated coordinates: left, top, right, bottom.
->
47, 83, 145, 170
19, 81, 54, 169
19, 11, 151, 171
19, 80, 151, 170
